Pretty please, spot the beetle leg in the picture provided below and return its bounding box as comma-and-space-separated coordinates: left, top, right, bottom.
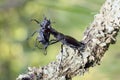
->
49, 39, 59, 45
43, 42, 50, 55
49, 39, 57, 42
61, 44, 64, 53
31, 30, 38, 36
34, 38, 43, 50
27, 30, 38, 40
49, 38, 64, 45
31, 19, 40, 24
58, 44, 64, 69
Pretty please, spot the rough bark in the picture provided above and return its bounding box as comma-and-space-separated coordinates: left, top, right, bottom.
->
16, 0, 120, 80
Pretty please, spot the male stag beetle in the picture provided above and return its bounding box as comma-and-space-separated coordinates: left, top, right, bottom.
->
28, 17, 57, 55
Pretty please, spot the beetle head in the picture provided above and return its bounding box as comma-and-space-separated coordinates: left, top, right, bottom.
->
40, 17, 51, 28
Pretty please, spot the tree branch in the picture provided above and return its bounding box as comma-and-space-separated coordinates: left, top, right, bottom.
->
16, 0, 120, 80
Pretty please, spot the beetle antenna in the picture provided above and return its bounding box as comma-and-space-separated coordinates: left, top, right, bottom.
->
31, 19, 40, 24
44, 16, 47, 20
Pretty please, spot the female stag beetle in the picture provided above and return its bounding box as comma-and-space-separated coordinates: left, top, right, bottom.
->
28, 17, 57, 55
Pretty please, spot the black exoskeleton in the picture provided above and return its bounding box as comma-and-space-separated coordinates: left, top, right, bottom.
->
28, 17, 85, 55
47, 27, 85, 52
28, 17, 56, 55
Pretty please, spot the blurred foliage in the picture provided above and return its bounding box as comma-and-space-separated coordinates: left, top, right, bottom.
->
0, 0, 120, 80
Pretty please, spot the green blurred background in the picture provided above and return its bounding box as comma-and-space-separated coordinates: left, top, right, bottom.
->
0, 0, 120, 80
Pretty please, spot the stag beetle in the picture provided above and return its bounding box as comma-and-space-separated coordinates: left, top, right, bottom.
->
28, 17, 57, 55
